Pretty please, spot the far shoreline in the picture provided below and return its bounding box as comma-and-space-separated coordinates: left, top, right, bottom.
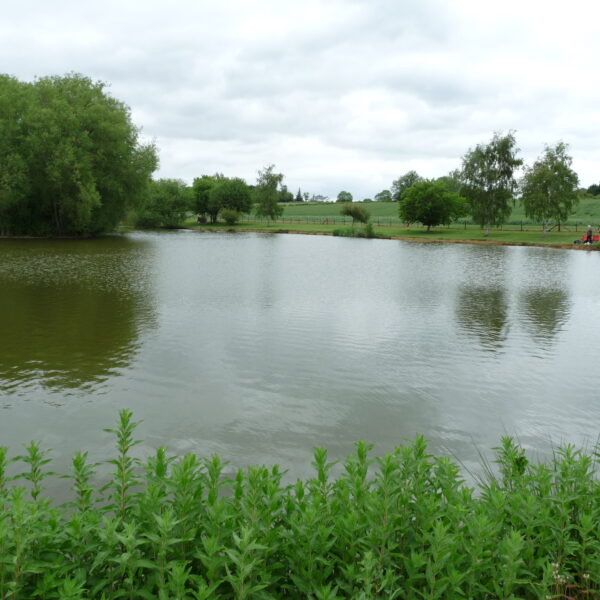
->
184, 225, 600, 251
2, 227, 599, 252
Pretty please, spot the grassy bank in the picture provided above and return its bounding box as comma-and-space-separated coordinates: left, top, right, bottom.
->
179, 199, 600, 249
183, 217, 600, 249
1, 410, 600, 599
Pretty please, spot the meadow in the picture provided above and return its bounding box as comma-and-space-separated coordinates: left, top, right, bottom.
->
277, 197, 600, 227
183, 197, 600, 248
1, 410, 600, 599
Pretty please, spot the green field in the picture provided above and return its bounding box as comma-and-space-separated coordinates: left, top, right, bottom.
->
183, 196, 600, 248
275, 197, 600, 227
281, 201, 400, 219
183, 218, 597, 248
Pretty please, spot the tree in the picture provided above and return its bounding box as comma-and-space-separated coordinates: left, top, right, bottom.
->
221, 208, 239, 225
135, 179, 190, 228
278, 184, 294, 203
391, 171, 423, 202
435, 170, 462, 194
340, 203, 370, 224
254, 164, 284, 221
520, 142, 579, 232
0, 75, 30, 236
460, 131, 522, 234
0, 73, 158, 236
295, 188, 303, 202
399, 180, 466, 230
586, 183, 600, 196
336, 191, 353, 202
192, 174, 221, 219
207, 177, 252, 223
374, 189, 392, 202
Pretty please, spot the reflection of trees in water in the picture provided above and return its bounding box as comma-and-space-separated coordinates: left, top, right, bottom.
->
0, 237, 155, 392
519, 288, 570, 343
456, 285, 509, 351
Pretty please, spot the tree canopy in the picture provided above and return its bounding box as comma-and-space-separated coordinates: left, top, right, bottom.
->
0, 73, 158, 236
520, 142, 579, 231
587, 183, 600, 196
336, 191, 353, 202
374, 189, 392, 202
208, 177, 252, 222
135, 179, 190, 228
278, 185, 294, 203
391, 171, 423, 202
254, 164, 284, 221
399, 180, 466, 230
340, 203, 371, 224
460, 131, 522, 233
192, 174, 221, 220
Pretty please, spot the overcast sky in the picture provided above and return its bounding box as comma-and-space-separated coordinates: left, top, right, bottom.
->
3, 0, 600, 199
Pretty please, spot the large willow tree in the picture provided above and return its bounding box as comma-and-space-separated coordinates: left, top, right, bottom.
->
0, 73, 158, 236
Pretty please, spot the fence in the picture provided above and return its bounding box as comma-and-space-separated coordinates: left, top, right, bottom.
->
238, 216, 594, 231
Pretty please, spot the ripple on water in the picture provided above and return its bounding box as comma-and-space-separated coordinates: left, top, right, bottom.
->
2, 233, 600, 490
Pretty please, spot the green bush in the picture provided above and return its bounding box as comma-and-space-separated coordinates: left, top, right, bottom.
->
1, 411, 600, 599
340, 203, 371, 224
220, 209, 239, 225
364, 221, 376, 238
333, 224, 377, 238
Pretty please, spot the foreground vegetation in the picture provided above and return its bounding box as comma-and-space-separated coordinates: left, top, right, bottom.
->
2, 410, 600, 599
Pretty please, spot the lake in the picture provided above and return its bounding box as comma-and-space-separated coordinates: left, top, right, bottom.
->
1, 231, 600, 490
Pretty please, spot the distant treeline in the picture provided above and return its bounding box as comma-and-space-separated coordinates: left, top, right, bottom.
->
136, 165, 300, 229
2, 73, 597, 236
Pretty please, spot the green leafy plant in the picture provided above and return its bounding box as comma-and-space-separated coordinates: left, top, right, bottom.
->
0, 413, 600, 599
221, 209, 240, 226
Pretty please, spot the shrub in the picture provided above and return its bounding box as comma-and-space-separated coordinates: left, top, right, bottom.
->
340, 203, 371, 224
333, 224, 377, 238
364, 221, 376, 238
221, 209, 239, 225
1, 412, 600, 599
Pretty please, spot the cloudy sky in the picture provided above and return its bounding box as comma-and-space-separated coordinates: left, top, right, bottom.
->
3, 0, 600, 199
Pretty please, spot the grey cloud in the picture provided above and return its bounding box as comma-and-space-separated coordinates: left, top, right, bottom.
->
3, 0, 600, 197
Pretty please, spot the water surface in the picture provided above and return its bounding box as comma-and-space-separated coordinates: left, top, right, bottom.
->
1, 231, 600, 489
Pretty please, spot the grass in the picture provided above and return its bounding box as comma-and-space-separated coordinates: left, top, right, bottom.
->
182, 217, 600, 249
180, 198, 600, 249
279, 198, 600, 226
2, 410, 600, 599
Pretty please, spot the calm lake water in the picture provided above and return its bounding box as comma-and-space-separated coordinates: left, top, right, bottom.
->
2, 231, 600, 489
